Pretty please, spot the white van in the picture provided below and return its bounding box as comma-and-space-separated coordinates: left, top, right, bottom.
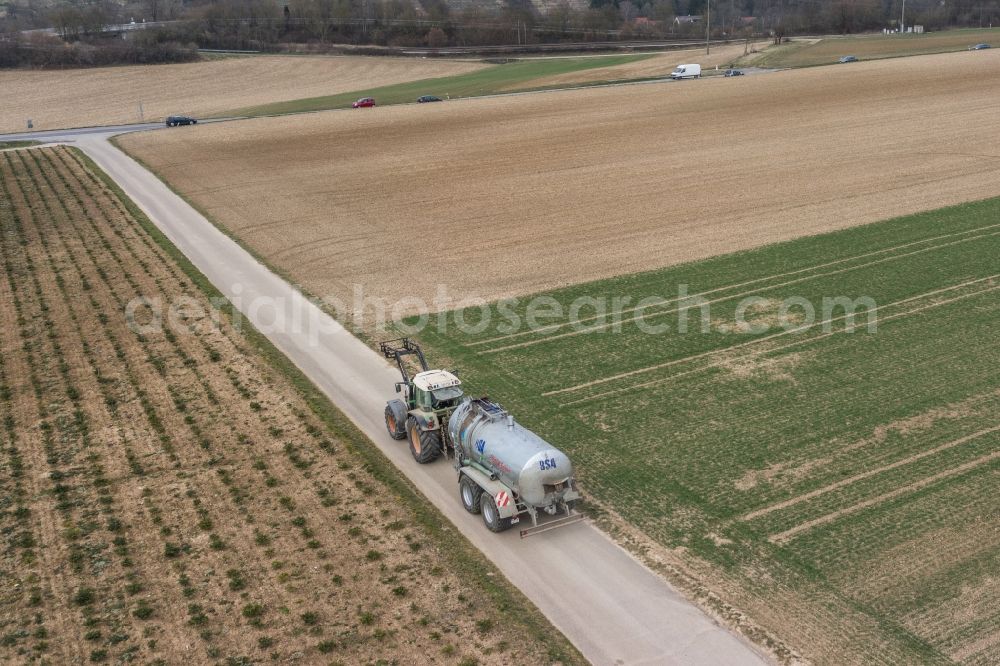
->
670, 64, 702, 80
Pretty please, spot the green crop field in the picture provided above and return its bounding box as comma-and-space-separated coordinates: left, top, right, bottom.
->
227, 54, 653, 117
410, 199, 1000, 663
747, 27, 1000, 68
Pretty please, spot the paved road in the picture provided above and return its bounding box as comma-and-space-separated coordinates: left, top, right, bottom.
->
1, 118, 235, 143
1, 123, 164, 143
21, 127, 771, 666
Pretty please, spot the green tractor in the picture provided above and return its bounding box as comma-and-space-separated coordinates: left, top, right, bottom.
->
380, 338, 464, 463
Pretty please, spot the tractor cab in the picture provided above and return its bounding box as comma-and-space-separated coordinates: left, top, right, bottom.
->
380, 338, 463, 463
412, 370, 463, 410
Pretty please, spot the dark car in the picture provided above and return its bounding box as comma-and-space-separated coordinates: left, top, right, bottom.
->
165, 115, 197, 127
352, 97, 376, 108
837, 55, 858, 63
970, 43, 991, 50
724, 69, 744, 77
417, 95, 442, 103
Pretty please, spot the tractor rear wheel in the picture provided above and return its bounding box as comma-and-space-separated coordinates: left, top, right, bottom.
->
384, 405, 406, 440
480, 494, 512, 533
406, 417, 441, 464
460, 476, 482, 514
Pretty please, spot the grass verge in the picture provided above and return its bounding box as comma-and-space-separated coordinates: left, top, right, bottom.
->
0, 140, 41, 150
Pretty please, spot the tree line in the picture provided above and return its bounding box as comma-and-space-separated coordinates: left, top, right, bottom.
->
1, 0, 997, 66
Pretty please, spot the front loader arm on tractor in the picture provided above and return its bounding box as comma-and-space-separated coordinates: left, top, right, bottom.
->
379, 338, 429, 387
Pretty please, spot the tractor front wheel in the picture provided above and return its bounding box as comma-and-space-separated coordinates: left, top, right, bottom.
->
384, 405, 406, 440
406, 417, 441, 464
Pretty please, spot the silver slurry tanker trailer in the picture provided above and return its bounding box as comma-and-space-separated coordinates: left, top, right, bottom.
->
380, 338, 582, 537
448, 397, 583, 537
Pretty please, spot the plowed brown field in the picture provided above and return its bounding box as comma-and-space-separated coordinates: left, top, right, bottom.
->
0, 55, 485, 133
119, 49, 1000, 317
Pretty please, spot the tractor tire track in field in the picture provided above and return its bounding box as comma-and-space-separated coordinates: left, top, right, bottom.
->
558, 283, 1000, 406
468, 219, 1000, 348
550, 275, 1000, 405
768, 450, 1000, 544
742, 423, 1000, 522
480, 228, 1000, 355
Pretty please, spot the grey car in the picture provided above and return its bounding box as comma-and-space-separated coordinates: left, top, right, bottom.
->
838, 55, 858, 63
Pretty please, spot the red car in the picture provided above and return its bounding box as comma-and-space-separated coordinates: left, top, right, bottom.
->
352, 97, 375, 108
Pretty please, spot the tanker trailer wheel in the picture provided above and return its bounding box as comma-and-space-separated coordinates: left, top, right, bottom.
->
480, 494, 512, 533
406, 417, 441, 464
460, 476, 482, 514
384, 404, 406, 440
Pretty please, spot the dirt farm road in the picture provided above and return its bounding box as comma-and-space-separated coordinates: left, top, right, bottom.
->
3, 124, 770, 665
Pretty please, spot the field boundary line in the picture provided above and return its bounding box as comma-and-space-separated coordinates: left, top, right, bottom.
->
742, 423, 1000, 522
546, 274, 1000, 397
471, 224, 1000, 352
557, 281, 1000, 406
768, 450, 1000, 544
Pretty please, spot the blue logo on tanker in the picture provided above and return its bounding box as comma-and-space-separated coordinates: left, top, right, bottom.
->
539, 456, 557, 471
475, 438, 486, 454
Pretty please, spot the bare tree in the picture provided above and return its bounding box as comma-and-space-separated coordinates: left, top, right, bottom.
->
426, 26, 446, 47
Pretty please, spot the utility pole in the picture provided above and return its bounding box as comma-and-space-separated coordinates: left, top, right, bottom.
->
900, 0, 906, 34
706, 0, 711, 55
